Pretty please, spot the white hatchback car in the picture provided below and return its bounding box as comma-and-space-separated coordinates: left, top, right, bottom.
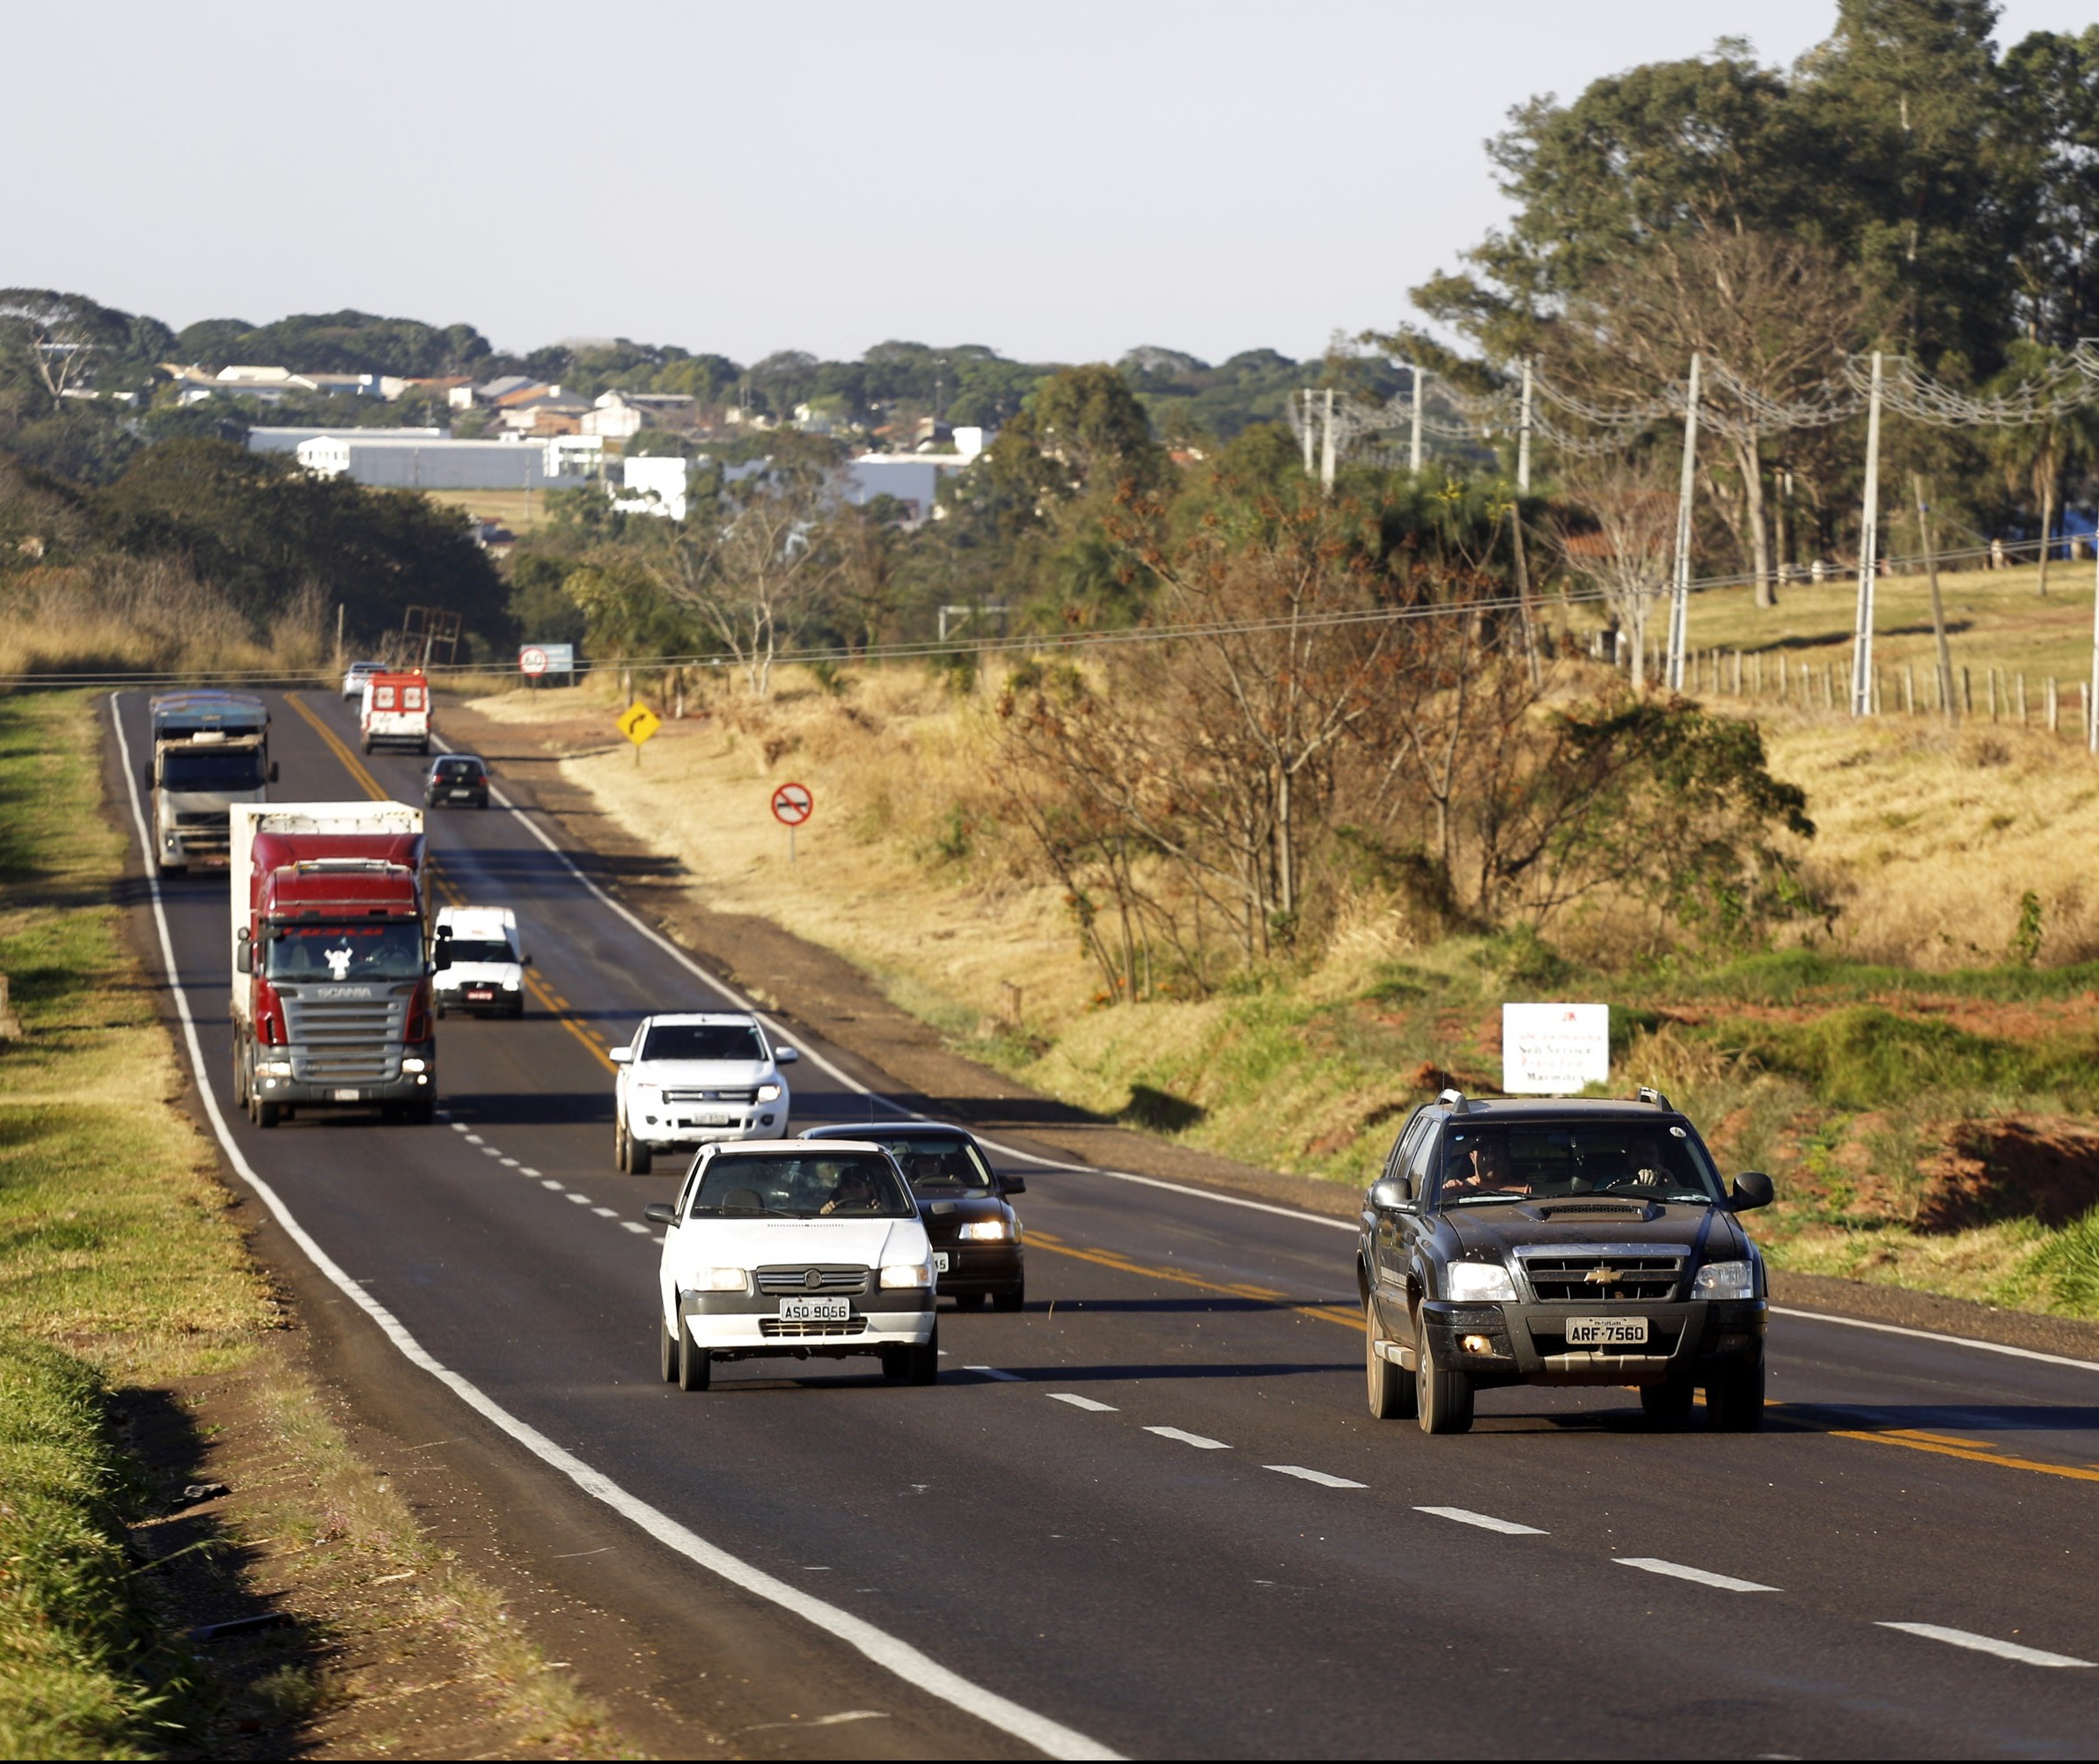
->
611, 1012, 796, 1173
646, 1141, 938, 1391
341, 659, 383, 701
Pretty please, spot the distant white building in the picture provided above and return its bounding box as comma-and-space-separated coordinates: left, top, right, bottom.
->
609, 455, 692, 520
249, 425, 448, 455
840, 453, 975, 525
295, 434, 585, 490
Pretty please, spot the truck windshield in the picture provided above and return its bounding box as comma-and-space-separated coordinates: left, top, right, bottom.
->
641, 1024, 765, 1062
265, 922, 425, 982
1436, 1122, 1725, 1206
160, 749, 268, 791
687, 1153, 914, 1219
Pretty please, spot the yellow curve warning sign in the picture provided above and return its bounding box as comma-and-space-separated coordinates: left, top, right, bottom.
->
617, 702, 662, 746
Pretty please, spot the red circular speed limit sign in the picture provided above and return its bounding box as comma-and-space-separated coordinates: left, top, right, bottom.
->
518, 645, 549, 677
771, 781, 813, 826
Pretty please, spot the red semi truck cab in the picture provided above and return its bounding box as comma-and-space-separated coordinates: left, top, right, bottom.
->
230, 803, 441, 1127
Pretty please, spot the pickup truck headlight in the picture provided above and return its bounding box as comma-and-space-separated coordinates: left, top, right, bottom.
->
879, 1262, 932, 1289
694, 1268, 748, 1292
958, 1220, 1011, 1242
1692, 1259, 1757, 1300
1445, 1261, 1519, 1303
756, 1082, 782, 1103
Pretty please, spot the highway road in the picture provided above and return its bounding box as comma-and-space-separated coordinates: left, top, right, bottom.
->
111, 688, 2099, 1759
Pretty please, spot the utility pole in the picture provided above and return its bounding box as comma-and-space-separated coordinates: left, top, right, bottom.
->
1516, 357, 1534, 494
1850, 350, 1884, 717
1409, 364, 1425, 475
1665, 353, 1701, 692
1913, 473, 1956, 725
2088, 515, 2099, 753
1319, 387, 1337, 492
1301, 389, 1316, 475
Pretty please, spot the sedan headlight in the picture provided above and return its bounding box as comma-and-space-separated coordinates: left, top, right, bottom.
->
1445, 1261, 1519, 1303
1692, 1259, 1757, 1300
879, 1262, 932, 1289
958, 1220, 1011, 1242
694, 1267, 748, 1292
756, 1082, 782, 1103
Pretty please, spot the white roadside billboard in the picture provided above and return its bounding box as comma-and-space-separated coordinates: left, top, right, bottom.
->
1501, 1002, 1611, 1095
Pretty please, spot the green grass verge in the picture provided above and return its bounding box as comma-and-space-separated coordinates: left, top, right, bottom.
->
0, 689, 271, 1753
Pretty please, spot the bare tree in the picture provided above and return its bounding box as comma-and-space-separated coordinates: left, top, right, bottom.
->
0, 294, 100, 407
1552, 455, 1677, 691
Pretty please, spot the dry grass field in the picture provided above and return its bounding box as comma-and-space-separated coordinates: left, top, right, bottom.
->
420, 486, 553, 534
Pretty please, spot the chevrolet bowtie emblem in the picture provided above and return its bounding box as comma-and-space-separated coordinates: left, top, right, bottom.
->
1585, 1267, 1622, 1284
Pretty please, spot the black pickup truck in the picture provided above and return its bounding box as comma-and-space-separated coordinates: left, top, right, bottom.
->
1357, 1089, 1772, 1436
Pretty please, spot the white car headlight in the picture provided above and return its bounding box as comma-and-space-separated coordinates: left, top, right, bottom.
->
756, 1082, 782, 1103
502, 979, 520, 992
958, 1220, 1010, 1242
879, 1262, 932, 1289
694, 1267, 747, 1292
1692, 1259, 1757, 1300
1446, 1261, 1519, 1303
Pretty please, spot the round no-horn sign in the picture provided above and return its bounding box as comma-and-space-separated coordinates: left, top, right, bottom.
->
771, 781, 813, 827
518, 644, 549, 677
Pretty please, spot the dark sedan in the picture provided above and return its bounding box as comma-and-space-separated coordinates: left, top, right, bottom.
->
422, 753, 491, 809
798, 1121, 1025, 1309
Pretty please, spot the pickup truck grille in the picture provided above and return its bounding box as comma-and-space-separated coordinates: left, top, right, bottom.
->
755, 1265, 868, 1296
1517, 1251, 1684, 1303
664, 1088, 759, 1104
281, 989, 408, 1084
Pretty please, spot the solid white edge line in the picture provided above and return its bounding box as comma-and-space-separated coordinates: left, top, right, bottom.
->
446, 732, 1361, 1236
1046, 1393, 1118, 1412
114, 695, 1122, 1764
1769, 1306, 2099, 1373
1143, 1426, 1231, 1451
1875, 1622, 2095, 1668
1613, 1557, 1779, 1593
1414, 1505, 1546, 1536
1265, 1465, 1367, 1489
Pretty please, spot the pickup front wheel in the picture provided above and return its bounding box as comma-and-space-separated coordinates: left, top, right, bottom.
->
1415, 1312, 1474, 1435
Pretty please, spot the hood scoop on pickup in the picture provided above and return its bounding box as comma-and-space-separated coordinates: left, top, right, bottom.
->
1516, 1200, 1659, 1223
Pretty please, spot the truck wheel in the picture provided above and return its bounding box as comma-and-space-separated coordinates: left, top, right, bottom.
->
232, 1051, 248, 1109
659, 1312, 679, 1384
1641, 1378, 1697, 1423
677, 1315, 711, 1392
1706, 1359, 1765, 1432
1366, 1299, 1413, 1421
1414, 1312, 1474, 1435
992, 1279, 1024, 1313
407, 1097, 435, 1126
158, 861, 186, 878
255, 1099, 282, 1130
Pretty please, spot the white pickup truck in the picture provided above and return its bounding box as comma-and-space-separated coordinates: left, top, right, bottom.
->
610, 1011, 797, 1173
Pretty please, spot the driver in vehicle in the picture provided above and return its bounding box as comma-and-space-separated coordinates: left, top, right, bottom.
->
818, 1167, 882, 1216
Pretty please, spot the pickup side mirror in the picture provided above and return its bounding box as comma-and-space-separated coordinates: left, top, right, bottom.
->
1729, 1171, 1774, 1212
774, 1046, 798, 1065
610, 1046, 633, 1065
643, 1202, 677, 1226
1369, 1175, 1416, 1213
1001, 1174, 1026, 1196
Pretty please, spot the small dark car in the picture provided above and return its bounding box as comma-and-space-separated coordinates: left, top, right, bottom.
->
423, 753, 491, 809
798, 1121, 1025, 1309
1358, 1088, 1772, 1436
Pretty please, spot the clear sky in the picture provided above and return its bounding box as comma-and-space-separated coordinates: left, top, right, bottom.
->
7, 0, 2088, 367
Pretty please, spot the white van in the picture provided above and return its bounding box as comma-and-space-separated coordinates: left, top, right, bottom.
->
433, 905, 525, 1018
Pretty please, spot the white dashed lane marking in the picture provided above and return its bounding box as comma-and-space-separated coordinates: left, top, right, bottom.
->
620, 1221, 651, 1235
541, 1180, 564, 1191
1144, 1426, 1230, 1451
566, 1193, 592, 1205
1877, 1623, 2095, 1668
1046, 1393, 1117, 1413
1266, 1465, 1366, 1489
519, 1167, 540, 1178
1417, 1506, 1547, 1536
1615, 1558, 1779, 1593
591, 1207, 619, 1218
501, 1158, 520, 1168
462, 1133, 485, 1144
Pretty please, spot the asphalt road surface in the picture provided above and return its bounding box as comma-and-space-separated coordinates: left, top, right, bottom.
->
111, 689, 2099, 1760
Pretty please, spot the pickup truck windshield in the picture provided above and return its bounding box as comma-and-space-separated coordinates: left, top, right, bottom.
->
160, 749, 268, 791
870, 1137, 996, 1193
1436, 1122, 1724, 1206
688, 1153, 914, 1219
265, 922, 425, 982
641, 1024, 765, 1062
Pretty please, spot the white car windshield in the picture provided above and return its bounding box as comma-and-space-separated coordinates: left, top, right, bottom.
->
444, 937, 515, 965
687, 1153, 913, 1219
642, 1023, 765, 1062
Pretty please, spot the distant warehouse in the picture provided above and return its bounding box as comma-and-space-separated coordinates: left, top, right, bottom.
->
294, 434, 587, 490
